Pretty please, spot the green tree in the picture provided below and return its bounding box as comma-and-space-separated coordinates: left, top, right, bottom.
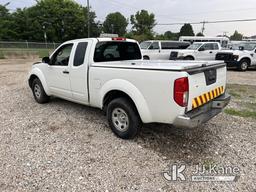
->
0, 5, 16, 40
103, 12, 128, 36
130, 10, 156, 38
164, 31, 179, 40
179, 23, 195, 37
7, 0, 100, 41
230, 30, 243, 41
196, 32, 204, 36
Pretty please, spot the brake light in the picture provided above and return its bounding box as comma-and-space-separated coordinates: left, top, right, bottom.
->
112, 37, 126, 41
174, 77, 189, 107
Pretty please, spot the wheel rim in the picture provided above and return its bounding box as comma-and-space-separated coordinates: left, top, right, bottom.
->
241, 62, 248, 70
112, 108, 129, 132
34, 84, 41, 98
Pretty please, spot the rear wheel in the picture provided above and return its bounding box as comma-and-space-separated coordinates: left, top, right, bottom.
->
32, 78, 50, 104
238, 59, 249, 71
107, 97, 142, 139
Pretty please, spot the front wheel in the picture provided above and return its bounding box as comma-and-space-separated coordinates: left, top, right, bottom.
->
32, 78, 50, 104
238, 59, 249, 71
107, 98, 142, 139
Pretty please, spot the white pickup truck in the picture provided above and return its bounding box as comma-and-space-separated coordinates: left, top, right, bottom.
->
170, 42, 221, 61
216, 42, 256, 71
28, 37, 230, 139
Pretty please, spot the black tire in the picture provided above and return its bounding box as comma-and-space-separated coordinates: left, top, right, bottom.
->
32, 78, 50, 104
107, 97, 142, 139
238, 59, 249, 71
143, 55, 150, 60
184, 56, 194, 60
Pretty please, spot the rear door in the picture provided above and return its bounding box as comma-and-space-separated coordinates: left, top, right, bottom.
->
186, 63, 227, 111
69, 40, 92, 104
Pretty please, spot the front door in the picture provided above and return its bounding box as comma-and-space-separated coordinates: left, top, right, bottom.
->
47, 43, 73, 98
197, 43, 216, 60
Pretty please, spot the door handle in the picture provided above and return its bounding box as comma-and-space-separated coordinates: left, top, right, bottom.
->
63, 70, 69, 74
209, 51, 213, 54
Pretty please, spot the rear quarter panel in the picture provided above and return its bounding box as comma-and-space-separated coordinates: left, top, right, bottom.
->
89, 66, 188, 124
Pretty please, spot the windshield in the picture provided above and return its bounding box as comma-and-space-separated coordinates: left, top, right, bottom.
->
140, 41, 152, 49
231, 43, 256, 51
186, 43, 202, 50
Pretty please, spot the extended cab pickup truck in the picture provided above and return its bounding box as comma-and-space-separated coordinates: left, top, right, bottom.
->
216, 42, 256, 71
28, 38, 230, 139
170, 42, 221, 61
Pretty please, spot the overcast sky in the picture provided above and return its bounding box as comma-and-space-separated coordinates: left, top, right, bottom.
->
2, 0, 256, 36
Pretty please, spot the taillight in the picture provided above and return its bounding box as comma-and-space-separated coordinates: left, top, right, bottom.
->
112, 37, 126, 41
174, 77, 189, 107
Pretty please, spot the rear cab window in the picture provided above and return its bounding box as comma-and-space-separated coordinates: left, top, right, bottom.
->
94, 41, 142, 62
74, 42, 88, 66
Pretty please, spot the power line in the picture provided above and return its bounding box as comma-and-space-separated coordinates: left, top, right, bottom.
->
157, 18, 256, 26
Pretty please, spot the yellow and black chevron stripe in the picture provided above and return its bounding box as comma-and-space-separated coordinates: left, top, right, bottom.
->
192, 86, 225, 109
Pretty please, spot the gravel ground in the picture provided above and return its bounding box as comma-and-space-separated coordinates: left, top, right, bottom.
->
227, 68, 256, 86
0, 59, 255, 192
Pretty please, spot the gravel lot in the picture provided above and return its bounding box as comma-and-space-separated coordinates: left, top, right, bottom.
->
0, 59, 255, 192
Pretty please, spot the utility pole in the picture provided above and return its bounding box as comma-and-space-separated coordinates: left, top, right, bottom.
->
87, 0, 90, 38
201, 21, 206, 34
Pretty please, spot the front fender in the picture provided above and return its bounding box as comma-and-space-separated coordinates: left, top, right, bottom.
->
29, 67, 50, 95
100, 79, 152, 123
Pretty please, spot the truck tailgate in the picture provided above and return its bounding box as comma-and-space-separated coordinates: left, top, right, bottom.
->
186, 63, 227, 112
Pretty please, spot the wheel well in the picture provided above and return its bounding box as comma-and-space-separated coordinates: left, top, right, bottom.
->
103, 90, 138, 113
143, 55, 150, 60
28, 74, 38, 88
185, 55, 195, 60
240, 57, 251, 66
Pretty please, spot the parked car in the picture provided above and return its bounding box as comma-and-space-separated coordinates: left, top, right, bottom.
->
170, 42, 221, 61
140, 40, 190, 60
28, 37, 230, 139
216, 42, 256, 71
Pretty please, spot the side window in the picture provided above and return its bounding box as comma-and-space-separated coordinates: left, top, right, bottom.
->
201, 43, 214, 51
148, 42, 159, 50
74, 42, 88, 66
161, 42, 176, 49
213, 43, 219, 50
51, 44, 73, 66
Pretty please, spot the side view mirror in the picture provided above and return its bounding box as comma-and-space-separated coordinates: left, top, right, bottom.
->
254, 49, 256, 53
198, 47, 205, 51
42, 56, 50, 64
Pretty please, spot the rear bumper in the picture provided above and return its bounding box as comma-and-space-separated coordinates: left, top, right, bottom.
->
173, 93, 231, 128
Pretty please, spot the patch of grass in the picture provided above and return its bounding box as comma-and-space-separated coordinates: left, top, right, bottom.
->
228, 90, 241, 98
0, 51, 5, 59
203, 159, 216, 171
37, 49, 50, 58
0, 48, 52, 59
225, 108, 256, 119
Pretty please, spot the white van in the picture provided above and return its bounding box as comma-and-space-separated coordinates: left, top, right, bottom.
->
140, 40, 190, 60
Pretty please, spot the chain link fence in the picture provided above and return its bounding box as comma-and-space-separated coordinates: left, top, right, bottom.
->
0, 41, 61, 49
0, 41, 61, 59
